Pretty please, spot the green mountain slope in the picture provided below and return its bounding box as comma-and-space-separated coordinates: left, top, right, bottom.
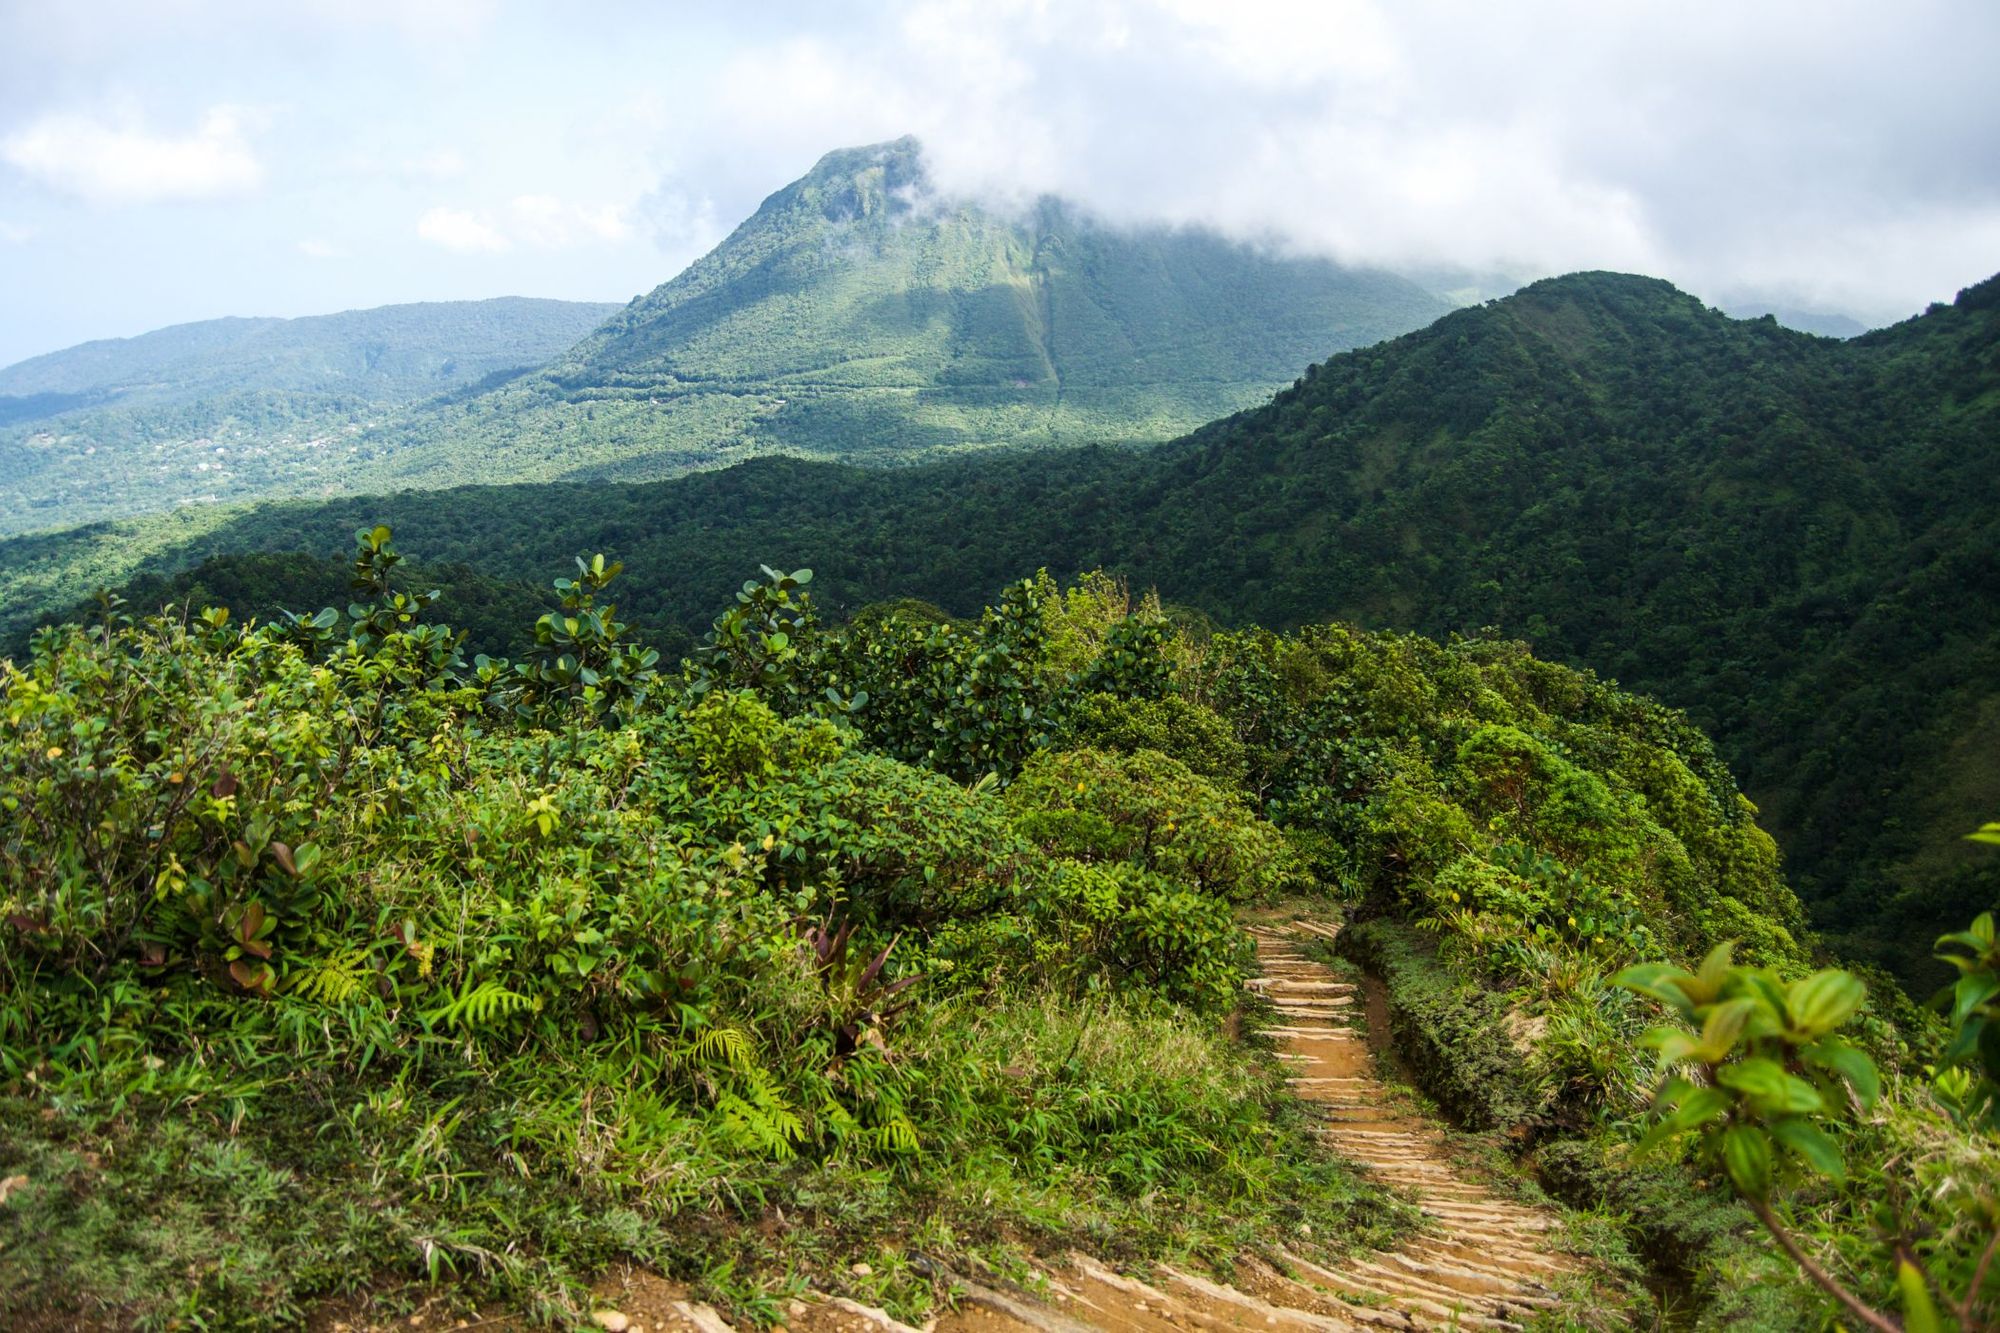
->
0, 297, 622, 533
337, 137, 1450, 489
8, 269, 1996, 986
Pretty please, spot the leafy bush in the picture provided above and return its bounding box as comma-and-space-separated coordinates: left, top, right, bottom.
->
1007, 747, 1305, 902
1057, 691, 1249, 785
0, 547, 1440, 1326
4, 533, 1922, 1329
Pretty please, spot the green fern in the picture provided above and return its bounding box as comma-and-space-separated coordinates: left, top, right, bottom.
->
871, 1114, 920, 1155
683, 1025, 754, 1072
286, 951, 372, 1006
713, 1065, 806, 1160
422, 978, 536, 1032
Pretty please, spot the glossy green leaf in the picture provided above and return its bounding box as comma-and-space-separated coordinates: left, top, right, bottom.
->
1721, 1124, 1772, 1197
1767, 1117, 1845, 1183
1787, 969, 1866, 1035
1717, 1057, 1823, 1114
1806, 1037, 1881, 1109
1952, 972, 2000, 1028
1899, 1261, 1941, 1333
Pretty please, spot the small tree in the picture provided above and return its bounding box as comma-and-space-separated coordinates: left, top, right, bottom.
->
1618, 819, 2000, 1333
498, 553, 659, 721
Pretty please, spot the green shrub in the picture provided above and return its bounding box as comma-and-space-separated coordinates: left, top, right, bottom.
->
1057, 691, 1249, 785
1007, 747, 1305, 901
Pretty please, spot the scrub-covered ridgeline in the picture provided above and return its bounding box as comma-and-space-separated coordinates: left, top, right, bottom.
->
12, 268, 1998, 996
0, 526, 1993, 1329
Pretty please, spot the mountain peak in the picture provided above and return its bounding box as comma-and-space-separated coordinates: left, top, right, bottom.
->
784, 136, 933, 223
802, 135, 925, 182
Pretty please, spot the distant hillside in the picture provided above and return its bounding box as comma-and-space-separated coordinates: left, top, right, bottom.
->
0, 297, 621, 532
1722, 301, 1872, 338
332, 137, 1451, 490
8, 269, 1996, 988
0, 140, 1448, 537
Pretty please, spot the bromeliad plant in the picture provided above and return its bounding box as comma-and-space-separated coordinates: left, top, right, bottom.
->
800, 917, 921, 1059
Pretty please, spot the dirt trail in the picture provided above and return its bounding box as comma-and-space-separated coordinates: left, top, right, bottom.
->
925, 917, 1586, 1333
322, 919, 1588, 1333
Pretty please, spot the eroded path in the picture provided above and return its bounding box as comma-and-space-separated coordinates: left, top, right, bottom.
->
1229, 919, 1584, 1328
927, 918, 1588, 1333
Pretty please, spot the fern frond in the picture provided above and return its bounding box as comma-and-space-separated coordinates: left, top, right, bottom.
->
686, 1026, 754, 1072
871, 1114, 920, 1155
287, 950, 371, 1005
422, 978, 536, 1032
715, 1090, 801, 1160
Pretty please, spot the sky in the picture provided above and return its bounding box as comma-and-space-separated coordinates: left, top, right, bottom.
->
1, 0, 1996, 367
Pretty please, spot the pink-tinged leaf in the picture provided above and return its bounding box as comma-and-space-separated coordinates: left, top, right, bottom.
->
858, 935, 899, 993
211, 770, 239, 799
269, 842, 298, 877
229, 959, 273, 996
236, 902, 265, 944
7, 914, 49, 935
880, 974, 922, 1000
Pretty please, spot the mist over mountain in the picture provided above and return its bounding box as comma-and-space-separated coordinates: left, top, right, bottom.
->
0, 138, 1451, 538
1722, 302, 1872, 339
340, 137, 1451, 491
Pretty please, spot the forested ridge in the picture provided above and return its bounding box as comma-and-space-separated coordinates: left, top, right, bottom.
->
14, 267, 1995, 989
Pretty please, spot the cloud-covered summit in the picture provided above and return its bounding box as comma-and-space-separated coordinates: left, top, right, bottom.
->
1, 1, 1996, 365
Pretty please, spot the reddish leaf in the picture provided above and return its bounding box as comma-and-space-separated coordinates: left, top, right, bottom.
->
7, 913, 49, 935
269, 842, 298, 876
229, 959, 273, 996
858, 934, 900, 992
236, 902, 266, 944
211, 770, 239, 799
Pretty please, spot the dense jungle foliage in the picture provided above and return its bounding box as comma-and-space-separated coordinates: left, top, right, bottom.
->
15, 267, 1995, 995
4, 527, 1995, 1329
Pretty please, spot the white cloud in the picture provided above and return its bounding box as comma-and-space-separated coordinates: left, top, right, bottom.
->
338, 146, 467, 184
416, 205, 510, 253
1, 104, 262, 203
0, 222, 31, 243
296, 237, 344, 259
507, 194, 629, 247
415, 196, 631, 254
656, 0, 2000, 325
